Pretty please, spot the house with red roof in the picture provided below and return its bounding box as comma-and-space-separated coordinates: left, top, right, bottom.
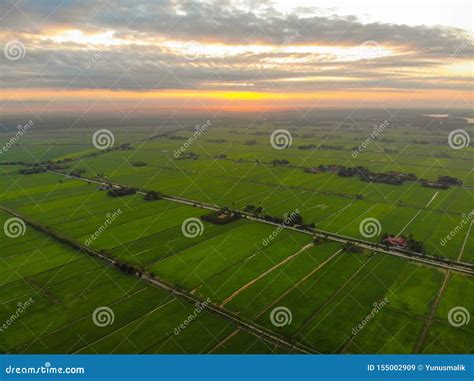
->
383, 236, 408, 249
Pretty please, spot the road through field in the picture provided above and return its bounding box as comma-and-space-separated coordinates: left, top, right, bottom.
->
45, 169, 474, 276
0, 205, 318, 354
210, 248, 343, 353
220, 242, 314, 307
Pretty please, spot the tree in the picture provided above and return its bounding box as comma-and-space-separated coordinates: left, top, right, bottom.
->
144, 191, 162, 201
343, 242, 362, 253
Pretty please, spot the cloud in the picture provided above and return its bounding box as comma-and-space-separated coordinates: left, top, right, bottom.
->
0, 0, 472, 95
2, 0, 471, 50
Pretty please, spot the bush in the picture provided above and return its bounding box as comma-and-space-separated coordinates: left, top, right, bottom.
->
107, 187, 136, 197
144, 191, 162, 201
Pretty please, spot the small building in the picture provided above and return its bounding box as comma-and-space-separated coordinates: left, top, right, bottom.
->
383, 236, 407, 249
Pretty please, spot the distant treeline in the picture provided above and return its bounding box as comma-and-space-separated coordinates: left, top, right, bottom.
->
303, 163, 463, 189
107, 187, 137, 197
298, 144, 344, 151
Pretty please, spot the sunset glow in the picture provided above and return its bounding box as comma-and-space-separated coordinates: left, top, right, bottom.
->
1, 0, 472, 113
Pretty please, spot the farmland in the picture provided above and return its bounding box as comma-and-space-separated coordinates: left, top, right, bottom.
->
0, 110, 472, 354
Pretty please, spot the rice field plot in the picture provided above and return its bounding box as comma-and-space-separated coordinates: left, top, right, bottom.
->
294, 255, 408, 352
0, 143, 87, 163
54, 146, 471, 260
0, 211, 86, 285
43, 136, 469, 212
193, 229, 313, 303
51, 198, 186, 244
209, 330, 288, 354
109, 219, 248, 267
136, 313, 283, 354
62, 159, 462, 256
149, 222, 312, 290
405, 210, 468, 259
421, 323, 473, 354
435, 274, 473, 332
223, 243, 349, 318
413, 272, 474, 354
0, 164, 25, 176
1, 122, 472, 355
344, 311, 425, 354
343, 265, 446, 353
0, 212, 278, 354
1, 173, 92, 207
299, 257, 472, 354
461, 229, 474, 263
435, 186, 474, 215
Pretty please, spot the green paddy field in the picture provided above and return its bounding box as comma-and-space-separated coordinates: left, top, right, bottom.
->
1, 112, 472, 353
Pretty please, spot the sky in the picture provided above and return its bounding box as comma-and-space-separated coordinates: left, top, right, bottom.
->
0, 0, 472, 115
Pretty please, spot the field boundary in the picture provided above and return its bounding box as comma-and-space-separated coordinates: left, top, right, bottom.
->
221, 242, 314, 307
413, 219, 473, 353
0, 204, 319, 355
46, 169, 474, 276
